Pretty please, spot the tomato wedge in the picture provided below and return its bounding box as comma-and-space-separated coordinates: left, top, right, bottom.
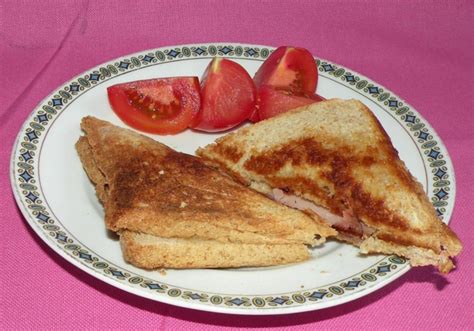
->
192, 58, 256, 132
253, 46, 318, 95
256, 86, 324, 121
107, 77, 201, 135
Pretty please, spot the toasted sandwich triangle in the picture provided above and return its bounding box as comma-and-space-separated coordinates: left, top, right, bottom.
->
197, 99, 462, 273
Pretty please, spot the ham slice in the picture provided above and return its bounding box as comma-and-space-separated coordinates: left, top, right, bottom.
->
271, 188, 374, 237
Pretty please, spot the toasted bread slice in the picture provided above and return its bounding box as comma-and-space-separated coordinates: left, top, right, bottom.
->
120, 231, 309, 269
197, 99, 462, 273
76, 116, 335, 268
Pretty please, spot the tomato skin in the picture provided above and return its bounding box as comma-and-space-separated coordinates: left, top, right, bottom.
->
253, 46, 318, 95
256, 86, 323, 121
107, 77, 201, 135
192, 58, 257, 132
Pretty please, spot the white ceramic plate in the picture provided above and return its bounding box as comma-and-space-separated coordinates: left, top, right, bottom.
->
10, 43, 455, 315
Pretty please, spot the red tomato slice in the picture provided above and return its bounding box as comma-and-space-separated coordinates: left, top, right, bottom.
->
107, 77, 200, 135
256, 86, 323, 121
192, 58, 256, 132
253, 46, 318, 95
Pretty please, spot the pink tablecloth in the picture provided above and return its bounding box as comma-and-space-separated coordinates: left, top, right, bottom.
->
1, 1, 472, 329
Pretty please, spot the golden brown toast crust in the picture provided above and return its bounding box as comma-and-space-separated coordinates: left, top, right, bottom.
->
197, 99, 462, 272
76, 116, 335, 247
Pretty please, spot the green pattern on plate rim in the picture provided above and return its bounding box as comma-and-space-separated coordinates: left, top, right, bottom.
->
12, 43, 454, 311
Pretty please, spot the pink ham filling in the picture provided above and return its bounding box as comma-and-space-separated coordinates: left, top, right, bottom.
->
272, 188, 374, 237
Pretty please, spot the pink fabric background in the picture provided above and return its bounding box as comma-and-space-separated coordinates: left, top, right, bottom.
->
1, 0, 472, 329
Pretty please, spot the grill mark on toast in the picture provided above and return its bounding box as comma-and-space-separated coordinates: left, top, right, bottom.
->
209, 144, 244, 163
242, 137, 420, 232
351, 184, 411, 232
244, 139, 331, 174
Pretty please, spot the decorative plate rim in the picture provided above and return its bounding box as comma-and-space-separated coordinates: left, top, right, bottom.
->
10, 42, 455, 315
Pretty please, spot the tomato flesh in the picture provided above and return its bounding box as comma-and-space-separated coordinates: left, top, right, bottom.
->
256, 86, 323, 121
192, 58, 256, 132
107, 77, 200, 135
124, 87, 181, 119
253, 46, 318, 95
